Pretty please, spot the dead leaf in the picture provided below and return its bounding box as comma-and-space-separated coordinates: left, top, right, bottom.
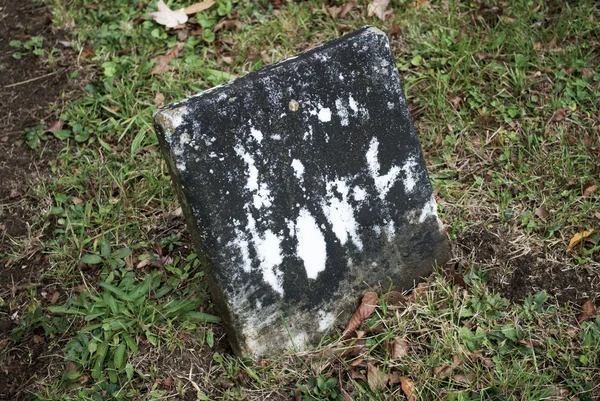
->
385, 371, 402, 386
384, 290, 406, 307
151, 46, 180, 74
324, 5, 341, 19
9, 189, 22, 199
342, 291, 379, 338
221, 56, 234, 65
453, 373, 475, 385
400, 377, 416, 401
349, 369, 366, 381
44, 119, 65, 134
407, 282, 428, 302
80, 47, 96, 60
154, 92, 165, 108
390, 338, 409, 360
535, 206, 549, 219
213, 19, 243, 32
583, 185, 597, 197
578, 300, 597, 322
415, 0, 428, 8
449, 95, 463, 109
33, 335, 45, 344
582, 68, 593, 79
184, 0, 215, 15
339, 1, 357, 18
72, 197, 83, 205
1, 135, 8, 143
432, 365, 452, 377
548, 108, 568, 123
49, 291, 60, 304
566, 229, 597, 253
150, 0, 188, 28
367, 364, 385, 391
163, 376, 173, 387
449, 265, 466, 288
367, 0, 392, 21
548, 36, 558, 49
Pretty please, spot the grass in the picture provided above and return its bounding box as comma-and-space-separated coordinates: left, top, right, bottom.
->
2, 0, 599, 400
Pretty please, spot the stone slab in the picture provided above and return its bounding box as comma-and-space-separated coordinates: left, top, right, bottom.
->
154, 26, 451, 357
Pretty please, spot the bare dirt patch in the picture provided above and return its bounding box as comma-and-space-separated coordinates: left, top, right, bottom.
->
455, 226, 600, 306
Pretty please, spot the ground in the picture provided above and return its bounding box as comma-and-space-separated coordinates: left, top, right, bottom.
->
0, 0, 599, 400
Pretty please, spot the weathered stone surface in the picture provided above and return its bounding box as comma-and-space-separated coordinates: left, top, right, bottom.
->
154, 26, 451, 357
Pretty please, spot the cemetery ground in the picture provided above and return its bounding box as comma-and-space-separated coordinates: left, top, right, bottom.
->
0, 0, 598, 400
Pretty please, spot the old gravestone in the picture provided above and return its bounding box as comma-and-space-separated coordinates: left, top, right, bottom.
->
154, 26, 451, 357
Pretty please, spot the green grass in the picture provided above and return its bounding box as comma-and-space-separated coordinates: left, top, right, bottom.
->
3, 0, 599, 400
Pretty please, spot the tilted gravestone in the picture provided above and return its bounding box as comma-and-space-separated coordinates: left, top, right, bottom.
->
154, 26, 451, 357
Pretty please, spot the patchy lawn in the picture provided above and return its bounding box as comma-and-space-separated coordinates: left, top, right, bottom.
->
1, 0, 599, 400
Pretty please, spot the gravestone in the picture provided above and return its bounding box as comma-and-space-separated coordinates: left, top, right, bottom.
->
154, 26, 451, 357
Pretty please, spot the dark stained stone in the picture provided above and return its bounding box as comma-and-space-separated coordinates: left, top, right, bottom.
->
154, 26, 451, 357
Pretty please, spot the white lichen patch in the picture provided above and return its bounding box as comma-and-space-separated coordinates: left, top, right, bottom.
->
318, 311, 336, 331
348, 95, 358, 113
291, 159, 305, 181
335, 98, 349, 126
384, 219, 395, 239
353, 185, 367, 202
366, 137, 401, 200
234, 145, 259, 192
253, 182, 273, 209
247, 215, 284, 295
401, 156, 419, 193
295, 208, 327, 279
418, 195, 438, 223
229, 229, 252, 273
250, 126, 263, 143
317, 107, 332, 122
322, 179, 363, 250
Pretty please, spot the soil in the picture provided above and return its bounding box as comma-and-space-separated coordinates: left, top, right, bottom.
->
456, 227, 600, 306
0, 0, 73, 399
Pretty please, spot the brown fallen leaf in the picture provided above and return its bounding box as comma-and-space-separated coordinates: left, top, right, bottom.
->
548, 108, 568, 123
324, 5, 341, 19
368, 0, 392, 21
150, 0, 188, 28
72, 197, 83, 205
566, 229, 597, 253
151, 47, 180, 75
154, 92, 165, 108
385, 371, 402, 386
384, 290, 406, 307
400, 377, 416, 401
582, 68, 593, 79
342, 291, 379, 338
535, 206, 549, 219
339, 1, 357, 19
407, 282, 428, 302
184, 0, 215, 15
80, 47, 96, 60
415, 0, 428, 8
578, 300, 597, 323
1, 135, 8, 143
390, 338, 409, 360
163, 376, 173, 387
367, 363, 385, 391
44, 119, 65, 134
49, 291, 60, 304
583, 185, 597, 197
432, 365, 452, 378
33, 335, 45, 344
213, 19, 243, 32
